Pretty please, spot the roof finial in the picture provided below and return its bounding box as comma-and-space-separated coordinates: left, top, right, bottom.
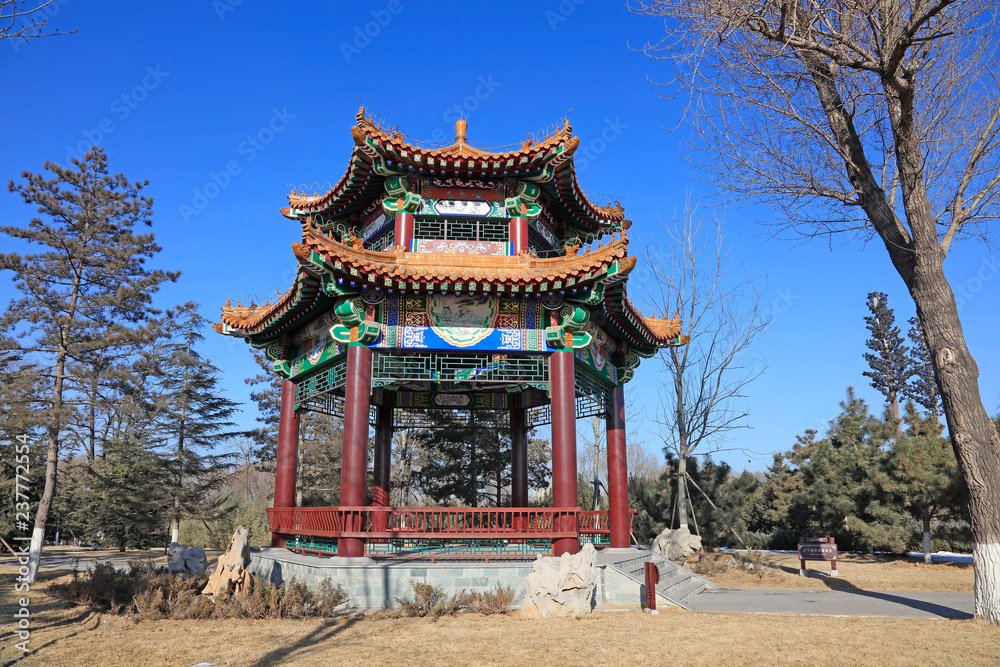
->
455, 117, 467, 145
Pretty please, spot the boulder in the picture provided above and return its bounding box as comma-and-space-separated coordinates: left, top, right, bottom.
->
651, 527, 702, 563
202, 526, 251, 598
523, 543, 598, 617
167, 542, 207, 578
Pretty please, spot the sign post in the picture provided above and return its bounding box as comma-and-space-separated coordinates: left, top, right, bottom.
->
797, 537, 838, 577
644, 561, 660, 613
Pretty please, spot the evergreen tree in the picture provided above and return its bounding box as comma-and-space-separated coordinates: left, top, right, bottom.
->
411, 410, 548, 507
60, 438, 169, 551
0, 349, 46, 542
886, 403, 966, 563
245, 349, 282, 467
147, 303, 238, 543
297, 414, 343, 507
1, 148, 178, 580
786, 388, 907, 550
862, 292, 910, 431
905, 317, 942, 422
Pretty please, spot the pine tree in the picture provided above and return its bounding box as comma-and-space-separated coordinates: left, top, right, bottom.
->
886, 403, 966, 563
905, 317, 942, 422
147, 303, 238, 543
60, 437, 169, 551
1, 148, 178, 580
297, 415, 343, 507
0, 348, 46, 541
862, 292, 910, 432
245, 349, 282, 468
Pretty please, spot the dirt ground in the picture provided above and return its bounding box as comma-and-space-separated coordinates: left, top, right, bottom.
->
0, 548, 995, 666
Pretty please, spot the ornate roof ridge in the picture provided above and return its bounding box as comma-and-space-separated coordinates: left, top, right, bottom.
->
353, 106, 574, 160
300, 227, 632, 278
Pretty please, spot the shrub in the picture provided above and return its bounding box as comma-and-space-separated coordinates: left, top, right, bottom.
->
48, 562, 348, 620
390, 582, 518, 618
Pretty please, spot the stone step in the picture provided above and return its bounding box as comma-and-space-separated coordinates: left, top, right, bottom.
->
668, 579, 707, 604
657, 573, 695, 596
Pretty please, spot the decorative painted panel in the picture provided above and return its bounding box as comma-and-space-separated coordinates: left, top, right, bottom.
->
290, 311, 344, 379
574, 321, 619, 385
421, 177, 504, 201
411, 239, 508, 255
378, 295, 544, 352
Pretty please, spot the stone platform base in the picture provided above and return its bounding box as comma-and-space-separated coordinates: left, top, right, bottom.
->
248, 547, 668, 613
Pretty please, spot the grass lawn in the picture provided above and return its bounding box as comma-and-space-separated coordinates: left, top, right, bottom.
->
1, 548, 996, 666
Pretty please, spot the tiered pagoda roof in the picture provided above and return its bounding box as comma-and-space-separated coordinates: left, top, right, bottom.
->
279, 108, 626, 243
215, 110, 686, 367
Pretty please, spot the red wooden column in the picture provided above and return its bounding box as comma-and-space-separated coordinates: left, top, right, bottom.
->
606, 384, 630, 548
372, 403, 393, 533
271, 379, 299, 548
339, 344, 373, 558
549, 350, 579, 555
394, 211, 414, 250
509, 216, 528, 254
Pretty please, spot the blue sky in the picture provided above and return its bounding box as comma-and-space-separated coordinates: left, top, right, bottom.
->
2, 0, 997, 471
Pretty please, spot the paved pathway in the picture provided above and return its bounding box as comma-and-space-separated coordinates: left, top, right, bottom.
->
689, 588, 973, 619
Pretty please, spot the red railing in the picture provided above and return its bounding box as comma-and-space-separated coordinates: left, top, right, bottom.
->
578, 509, 637, 535
267, 506, 580, 541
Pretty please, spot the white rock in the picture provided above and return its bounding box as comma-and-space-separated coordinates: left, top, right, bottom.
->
167, 542, 207, 578
651, 527, 702, 562
523, 543, 597, 617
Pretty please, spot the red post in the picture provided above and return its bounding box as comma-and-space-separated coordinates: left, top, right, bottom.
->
339, 344, 372, 557
271, 379, 299, 548
394, 211, 414, 250
549, 350, 579, 555
509, 215, 528, 254
606, 384, 630, 548
372, 403, 393, 534
644, 561, 660, 612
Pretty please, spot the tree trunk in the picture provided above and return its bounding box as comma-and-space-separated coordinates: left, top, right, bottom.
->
676, 453, 689, 530
906, 256, 1000, 621
922, 506, 933, 565
26, 350, 63, 582
26, 275, 81, 582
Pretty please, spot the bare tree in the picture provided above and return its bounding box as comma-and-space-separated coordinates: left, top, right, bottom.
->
1, 1, 73, 42
643, 208, 768, 531
631, 0, 1000, 622
578, 390, 650, 509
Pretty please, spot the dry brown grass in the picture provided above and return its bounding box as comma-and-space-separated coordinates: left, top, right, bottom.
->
694, 551, 974, 592
0, 552, 992, 666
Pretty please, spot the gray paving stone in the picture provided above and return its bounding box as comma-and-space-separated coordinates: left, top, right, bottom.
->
688, 588, 973, 619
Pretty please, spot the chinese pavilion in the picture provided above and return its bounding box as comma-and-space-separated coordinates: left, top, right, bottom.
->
215, 109, 686, 560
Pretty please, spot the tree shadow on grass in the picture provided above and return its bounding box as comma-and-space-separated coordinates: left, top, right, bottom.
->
248, 616, 361, 667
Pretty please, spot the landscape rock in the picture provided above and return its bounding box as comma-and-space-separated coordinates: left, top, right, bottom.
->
651, 527, 703, 563
167, 542, 207, 578
202, 526, 251, 597
523, 543, 597, 617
